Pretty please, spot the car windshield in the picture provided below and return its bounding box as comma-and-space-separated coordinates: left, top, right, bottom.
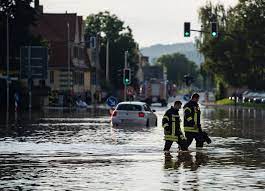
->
117, 104, 142, 111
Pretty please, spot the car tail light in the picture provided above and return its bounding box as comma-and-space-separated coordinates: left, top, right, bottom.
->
112, 111, 117, 117
138, 112, 145, 117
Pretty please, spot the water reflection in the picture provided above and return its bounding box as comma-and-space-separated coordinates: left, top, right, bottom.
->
0, 106, 265, 190
202, 107, 265, 140
164, 151, 209, 171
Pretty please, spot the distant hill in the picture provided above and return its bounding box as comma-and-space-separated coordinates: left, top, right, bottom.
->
140, 42, 204, 65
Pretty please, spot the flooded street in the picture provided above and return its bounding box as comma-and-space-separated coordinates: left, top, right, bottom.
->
0, 106, 265, 190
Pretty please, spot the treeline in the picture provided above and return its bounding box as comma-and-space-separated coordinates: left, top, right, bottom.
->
156, 53, 200, 87
197, 0, 265, 91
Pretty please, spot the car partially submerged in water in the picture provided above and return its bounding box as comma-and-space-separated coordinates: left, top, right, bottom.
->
111, 101, 157, 127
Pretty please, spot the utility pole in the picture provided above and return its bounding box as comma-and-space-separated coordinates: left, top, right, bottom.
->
124, 51, 128, 101
6, 15, 9, 125
106, 39, 109, 82
67, 22, 71, 92
28, 46, 32, 110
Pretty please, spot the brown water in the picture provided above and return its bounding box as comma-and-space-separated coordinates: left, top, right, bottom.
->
0, 106, 264, 190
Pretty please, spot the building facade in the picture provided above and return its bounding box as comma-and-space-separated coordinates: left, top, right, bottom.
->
32, 5, 91, 95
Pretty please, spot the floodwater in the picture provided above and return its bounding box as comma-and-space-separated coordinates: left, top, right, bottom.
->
0, 106, 265, 190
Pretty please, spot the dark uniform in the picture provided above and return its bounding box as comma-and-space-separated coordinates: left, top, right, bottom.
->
183, 100, 204, 148
162, 106, 187, 151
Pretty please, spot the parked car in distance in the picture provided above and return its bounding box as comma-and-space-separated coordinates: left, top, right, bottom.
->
111, 101, 157, 127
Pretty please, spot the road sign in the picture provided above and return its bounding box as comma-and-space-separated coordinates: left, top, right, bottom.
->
106, 96, 118, 107
20, 46, 48, 79
127, 86, 134, 95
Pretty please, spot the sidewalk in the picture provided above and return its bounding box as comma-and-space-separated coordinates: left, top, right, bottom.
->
42, 104, 110, 110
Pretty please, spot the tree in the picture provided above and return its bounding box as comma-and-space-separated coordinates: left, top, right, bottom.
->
156, 53, 199, 86
0, 0, 37, 72
84, 11, 139, 90
197, 0, 265, 90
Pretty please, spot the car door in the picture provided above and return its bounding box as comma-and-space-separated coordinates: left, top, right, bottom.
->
144, 104, 156, 126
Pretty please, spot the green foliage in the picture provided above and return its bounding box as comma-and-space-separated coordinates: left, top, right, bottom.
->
156, 53, 199, 86
197, 0, 265, 90
85, 11, 139, 89
215, 80, 226, 100
216, 98, 265, 109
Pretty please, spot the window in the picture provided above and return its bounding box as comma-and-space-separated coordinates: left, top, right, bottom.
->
78, 47, 84, 59
117, 104, 142, 111
144, 105, 152, 112
73, 46, 78, 59
79, 72, 84, 85
73, 72, 84, 85
50, 71, 54, 84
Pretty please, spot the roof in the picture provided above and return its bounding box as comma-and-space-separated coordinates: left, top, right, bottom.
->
31, 13, 89, 69
117, 101, 146, 106
32, 13, 78, 42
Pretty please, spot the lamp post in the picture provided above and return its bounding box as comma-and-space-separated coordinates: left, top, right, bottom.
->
6, 14, 9, 125
106, 38, 109, 82
67, 22, 71, 92
124, 51, 128, 101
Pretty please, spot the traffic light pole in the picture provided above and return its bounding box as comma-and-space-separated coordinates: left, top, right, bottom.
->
190, 29, 237, 39
28, 46, 32, 110
106, 39, 109, 82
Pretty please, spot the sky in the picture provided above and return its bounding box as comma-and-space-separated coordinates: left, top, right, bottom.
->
41, 0, 238, 48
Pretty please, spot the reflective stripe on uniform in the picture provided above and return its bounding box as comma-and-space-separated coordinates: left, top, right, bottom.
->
184, 107, 192, 113
184, 126, 199, 133
162, 123, 169, 128
164, 135, 178, 141
179, 134, 187, 140
163, 116, 169, 121
187, 117, 193, 121
194, 112, 198, 125
172, 119, 175, 137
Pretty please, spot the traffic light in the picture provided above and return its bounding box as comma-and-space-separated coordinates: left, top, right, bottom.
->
123, 68, 131, 85
211, 22, 218, 37
184, 22, 191, 37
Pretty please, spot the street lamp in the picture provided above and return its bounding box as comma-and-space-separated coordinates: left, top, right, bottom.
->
67, 22, 71, 92
100, 32, 109, 83
6, 14, 10, 124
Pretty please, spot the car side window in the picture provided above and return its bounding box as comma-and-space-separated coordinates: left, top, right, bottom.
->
144, 105, 152, 112
146, 105, 152, 112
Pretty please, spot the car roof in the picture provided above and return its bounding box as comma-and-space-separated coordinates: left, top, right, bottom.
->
117, 101, 146, 106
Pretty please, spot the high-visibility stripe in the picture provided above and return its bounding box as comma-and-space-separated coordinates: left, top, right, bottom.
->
179, 134, 187, 140
163, 116, 169, 121
194, 112, 198, 125
172, 114, 179, 118
184, 107, 192, 113
184, 126, 199, 133
172, 121, 175, 137
187, 117, 193, 121
162, 123, 169, 128
164, 135, 178, 141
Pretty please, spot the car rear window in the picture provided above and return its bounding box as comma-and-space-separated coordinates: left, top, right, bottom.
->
117, 104, 142, 111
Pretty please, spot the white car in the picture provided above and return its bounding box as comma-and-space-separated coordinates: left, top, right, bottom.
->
111, 101, 157, 127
